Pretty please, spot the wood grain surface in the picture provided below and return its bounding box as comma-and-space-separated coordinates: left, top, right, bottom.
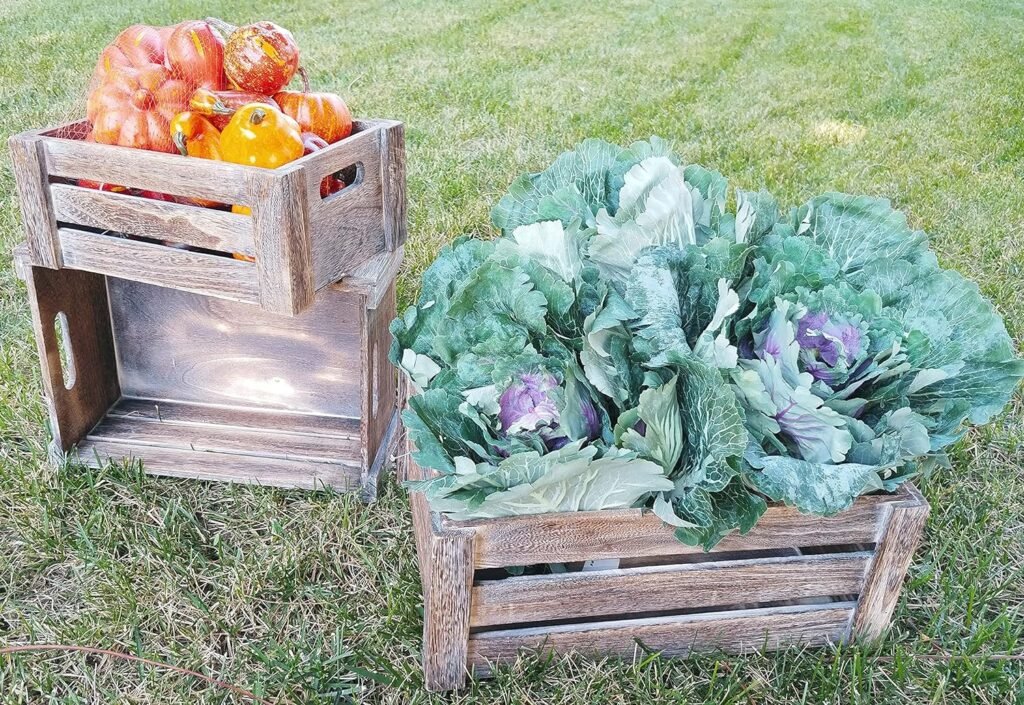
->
44, 136, 252, 203
50, 184, 254, 256
106, 277, 364, 418
109, 398, 361, 438
71, 438, 361, 490
470, 552, 872, 628
463, 497, 891, 569
468, 602, 856, 675
851, 490, 930, 640
59, 227, 261, 304
332, 247, 405, 310
422, 528, 476, 691
19, 262, 119, 450
247, 168, 315, 315
9, 133, 61, 267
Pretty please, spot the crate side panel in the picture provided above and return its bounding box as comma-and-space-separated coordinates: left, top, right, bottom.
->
469, 603, 855, 675
470, 552, 871, 628
307, 127, 388, 289
107, 278, 364, 418
22, 263, 120, 450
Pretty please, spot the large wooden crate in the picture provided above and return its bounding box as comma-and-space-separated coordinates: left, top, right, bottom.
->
9, 118, 405, 316
404, 436, 929, 690
14, 243, 403, 498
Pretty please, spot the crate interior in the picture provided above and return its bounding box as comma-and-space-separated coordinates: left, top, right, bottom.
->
31, 259, 396, 490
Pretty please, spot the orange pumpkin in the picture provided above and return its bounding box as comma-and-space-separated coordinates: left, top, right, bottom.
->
88, 64, 191, 153
90, 24, 166, 89
274, 69, 352, 144
165, 20, 226, 90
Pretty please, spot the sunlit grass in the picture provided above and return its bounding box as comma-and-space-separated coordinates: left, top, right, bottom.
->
1, 0, 1022, 702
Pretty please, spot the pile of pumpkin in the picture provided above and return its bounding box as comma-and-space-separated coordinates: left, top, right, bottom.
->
84, 19, 352, 208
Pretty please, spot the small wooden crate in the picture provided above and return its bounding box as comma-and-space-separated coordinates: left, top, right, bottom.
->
404, 437, 929, 690
9, 118, 405, 316
14, 243, 403, 498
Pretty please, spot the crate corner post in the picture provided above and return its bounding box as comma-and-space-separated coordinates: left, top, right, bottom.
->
9, 131, 61, 269
851, 486, 930, 641
379, 121, 407, 250
246, 167, 316, 315
422, 522, 476, 692
407, 443, 475, 691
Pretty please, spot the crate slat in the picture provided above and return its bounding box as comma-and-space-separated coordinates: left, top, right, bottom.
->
109, 398, 361, 438
470, 552, 871, 628
465, 498, 890, 569
86, 414, 362, 464
50, 184, 254, 256
44, 137, 252, 203
59, 227, 260, 304
468, 602, 856, 675
72, 439, 361, 490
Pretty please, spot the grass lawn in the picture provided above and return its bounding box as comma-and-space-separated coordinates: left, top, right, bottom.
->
2, 0, 1023, 702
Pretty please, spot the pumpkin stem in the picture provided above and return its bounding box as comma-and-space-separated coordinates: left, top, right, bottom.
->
204, 17, 236, 38
249, 108, 266, 125
172, 130, 188, 157
297, 66, 311, 93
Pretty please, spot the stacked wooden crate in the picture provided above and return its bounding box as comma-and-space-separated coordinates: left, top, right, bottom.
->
10, 119, 406, 497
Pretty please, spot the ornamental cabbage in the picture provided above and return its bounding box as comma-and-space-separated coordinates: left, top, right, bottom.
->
391, 138, 1023, 549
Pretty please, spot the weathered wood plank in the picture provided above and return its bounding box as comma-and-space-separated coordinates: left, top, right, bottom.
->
470, 552, 872, 628
423, 528, 476, 692
307, 126, 388, 290
247, 169, 315, 315
110, 398, 361, 438
361, 281, 398, 480
379, 121, 407, 250
71, 439, 361, 490
851, 490, 929, 640
361, 409, 401, 503
332, 246, 404, 310
59, 228, 260, 304
86, 414, 362, 464
464, 497, 891, 569
20, 263, 120, 450
9, 133, 61, 267
50, 184, 254, 256
44, 136, 252, 203
469, 602, 855, 674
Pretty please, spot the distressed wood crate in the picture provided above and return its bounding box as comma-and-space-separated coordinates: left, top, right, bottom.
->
404, 435, 929, 690
9, 118, 405, 316
14, 243, 403, 498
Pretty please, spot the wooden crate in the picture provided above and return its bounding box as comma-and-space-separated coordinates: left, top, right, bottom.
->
403, 436, 929, 690
13, 243, 403, 498
9, 118, 405, 316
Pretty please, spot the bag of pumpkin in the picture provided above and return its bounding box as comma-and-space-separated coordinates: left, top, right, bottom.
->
83, 18, 353, 239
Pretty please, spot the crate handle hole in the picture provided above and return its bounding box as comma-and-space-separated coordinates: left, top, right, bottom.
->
53, 312, 77, 390
321, 162, 364, 202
